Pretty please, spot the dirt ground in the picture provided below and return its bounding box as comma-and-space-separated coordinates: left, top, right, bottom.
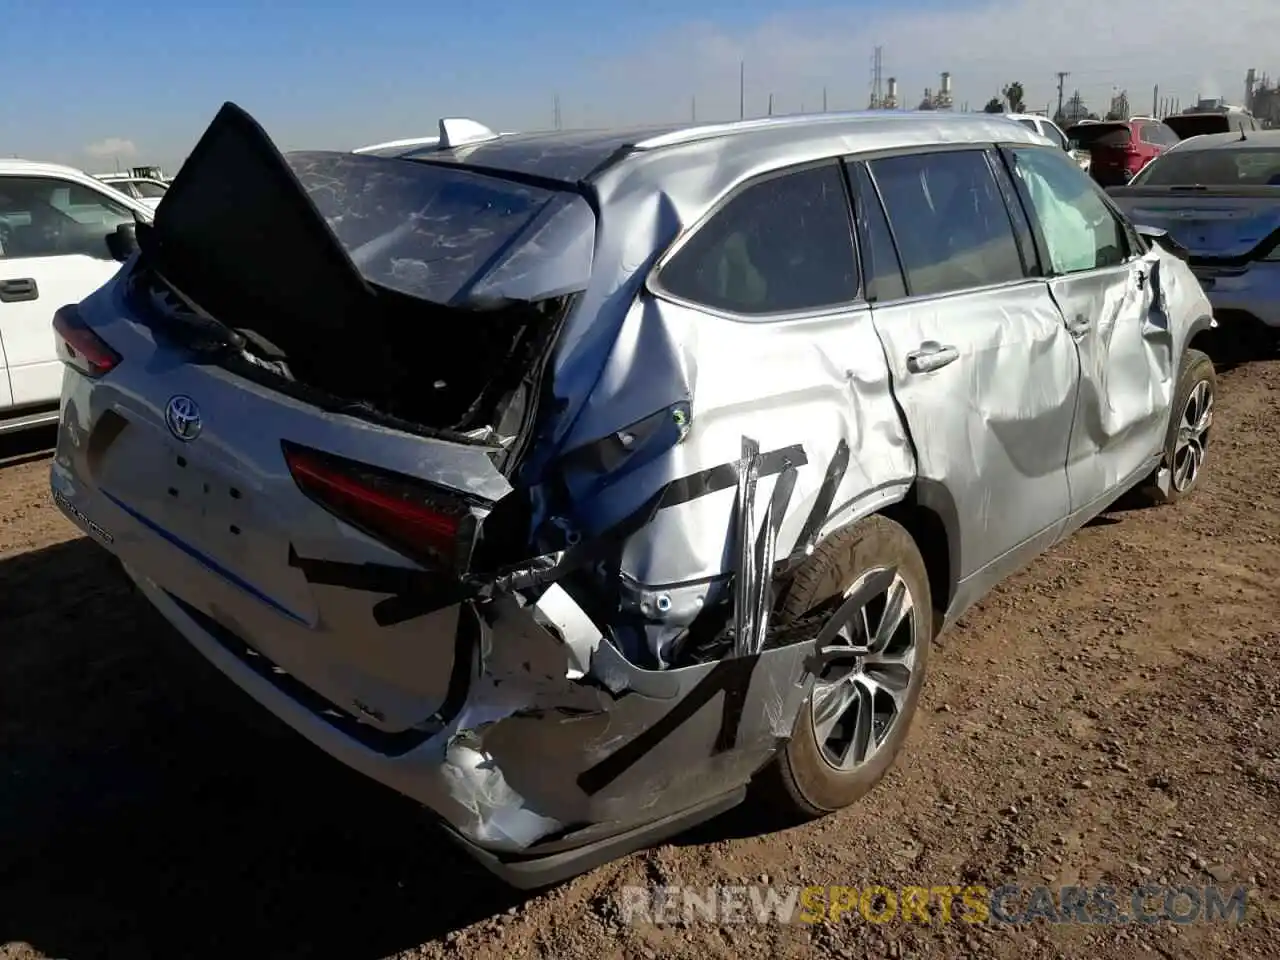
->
1, 358, 1278, 960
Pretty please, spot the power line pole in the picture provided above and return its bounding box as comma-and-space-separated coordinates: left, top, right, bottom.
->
691, 96, 696, 122
1152, 84, 1159, 118
768, 93, 774, 116
739, 61, 745, 119
553, 94, 562, 130
1055, 71, 1070, 120
823, 86, 828, 112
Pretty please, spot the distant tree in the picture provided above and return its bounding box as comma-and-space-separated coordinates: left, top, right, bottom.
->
983, 97, 1004, 113
1104, 111, 1123, 121
1003, 81, 1026, 113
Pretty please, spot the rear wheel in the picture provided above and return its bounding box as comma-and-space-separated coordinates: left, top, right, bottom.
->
1142, 348, 1215, 506
757, 515, 933, 818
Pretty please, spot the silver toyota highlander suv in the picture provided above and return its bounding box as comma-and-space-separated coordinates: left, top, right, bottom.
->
50, 103, 1218, 888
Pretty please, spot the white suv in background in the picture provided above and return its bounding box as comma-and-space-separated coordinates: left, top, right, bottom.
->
98, 174, 169, 211
0, 160, 152, 433
1005, 113, 1092, 173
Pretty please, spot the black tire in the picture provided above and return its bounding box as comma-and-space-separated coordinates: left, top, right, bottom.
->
1141, 348, 1216, 506
756, 514, 934, 819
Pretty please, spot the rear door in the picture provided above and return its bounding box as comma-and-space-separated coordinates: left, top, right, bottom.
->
855, 148, 1079, 589
0, 175, 132, 407
1003, 145, 1173, 516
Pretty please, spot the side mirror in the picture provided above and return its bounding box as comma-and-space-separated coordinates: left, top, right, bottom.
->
105, 221, 138, 263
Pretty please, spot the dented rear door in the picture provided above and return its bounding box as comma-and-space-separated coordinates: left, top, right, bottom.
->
1003, 146, 1175, 512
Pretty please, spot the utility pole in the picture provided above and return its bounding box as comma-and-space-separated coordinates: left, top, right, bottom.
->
691, 96, 696, 121
768, 93, 774, 116
553, 94, 562, 130
1152, 84, 1159, 118
739, 61, 745, 119
1055, 71, 1070, 120
823, 86, 828, 112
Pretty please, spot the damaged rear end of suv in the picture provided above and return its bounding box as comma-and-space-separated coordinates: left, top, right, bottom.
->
51, 102, 951, 887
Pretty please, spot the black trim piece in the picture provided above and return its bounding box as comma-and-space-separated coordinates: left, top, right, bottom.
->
576, 653, 762, 796
166, 591, 443, 756
789, 439, 850, 561
657, 444, 807, 510
285, 443, 807, 626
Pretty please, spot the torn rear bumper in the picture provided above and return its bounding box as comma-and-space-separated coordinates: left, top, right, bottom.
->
126, 565, 815, 886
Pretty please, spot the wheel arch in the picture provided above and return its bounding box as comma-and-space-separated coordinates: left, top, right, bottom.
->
878, 485, 956, 631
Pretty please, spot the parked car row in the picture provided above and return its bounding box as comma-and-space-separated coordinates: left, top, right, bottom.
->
48, 104, 1224, 889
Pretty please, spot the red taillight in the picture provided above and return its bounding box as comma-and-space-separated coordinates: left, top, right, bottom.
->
282, 442, 477, 570
53, 305, 121, 378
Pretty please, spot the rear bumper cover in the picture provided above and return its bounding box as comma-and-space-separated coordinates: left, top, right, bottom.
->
1192, 262, 1280, 329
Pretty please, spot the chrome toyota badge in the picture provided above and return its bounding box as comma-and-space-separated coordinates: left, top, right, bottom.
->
165, 395, 202, 442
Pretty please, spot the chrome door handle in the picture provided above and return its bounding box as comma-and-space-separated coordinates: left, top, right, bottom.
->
905, 341, 959, 374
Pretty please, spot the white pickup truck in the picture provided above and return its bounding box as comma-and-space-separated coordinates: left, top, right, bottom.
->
0, 159, 152, 434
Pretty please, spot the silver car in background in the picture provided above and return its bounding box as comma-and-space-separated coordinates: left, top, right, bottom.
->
51, 104, 1218, 888
1107, 130, 1280, 354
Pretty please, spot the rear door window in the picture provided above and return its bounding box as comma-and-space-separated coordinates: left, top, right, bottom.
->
847, 161, 907, 302
1005, 147, 1129, 274
868, 150, 1027, 297
656, 162, 859, 316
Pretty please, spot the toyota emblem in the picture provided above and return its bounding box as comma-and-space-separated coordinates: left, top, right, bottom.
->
165, 395, 203, 442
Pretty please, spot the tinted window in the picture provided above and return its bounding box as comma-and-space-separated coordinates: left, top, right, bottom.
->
1067, 123, 1131, 150
1132, 148, 1280, 187
869, 151, 1026, 297
987, 152, 1040, 275
1007, 147, 1128, 274
658, 163, 858, 315
849, 162, 906, 301
134, 180, 168, 198
1017, 118, 1039, 132
0, 177, 133, 260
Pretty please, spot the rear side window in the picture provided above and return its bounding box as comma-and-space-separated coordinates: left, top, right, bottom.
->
869, 150, 1027, 297
1139, 123, 1177, 146
657, 163, 859, 315
1017, 118, 1039, 133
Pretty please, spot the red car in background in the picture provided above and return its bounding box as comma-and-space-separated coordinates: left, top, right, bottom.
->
1065, 117, 1180, 187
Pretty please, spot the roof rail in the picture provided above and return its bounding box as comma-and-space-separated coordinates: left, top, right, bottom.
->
352, 135, 441, 154
630, 109, 964, 151
438, 117, 500, 149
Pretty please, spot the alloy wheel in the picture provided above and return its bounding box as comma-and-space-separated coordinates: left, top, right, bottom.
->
1173, 378, 1213, 492
810, 567, 920, 772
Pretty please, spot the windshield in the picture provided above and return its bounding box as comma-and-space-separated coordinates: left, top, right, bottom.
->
1131, 148, 1280, 187
1163, 115, 1231, 140
134, 180, 168, 198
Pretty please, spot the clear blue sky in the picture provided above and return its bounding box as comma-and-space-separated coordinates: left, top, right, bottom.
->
4, 0, 1261, 172
5, 0, 873, 170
